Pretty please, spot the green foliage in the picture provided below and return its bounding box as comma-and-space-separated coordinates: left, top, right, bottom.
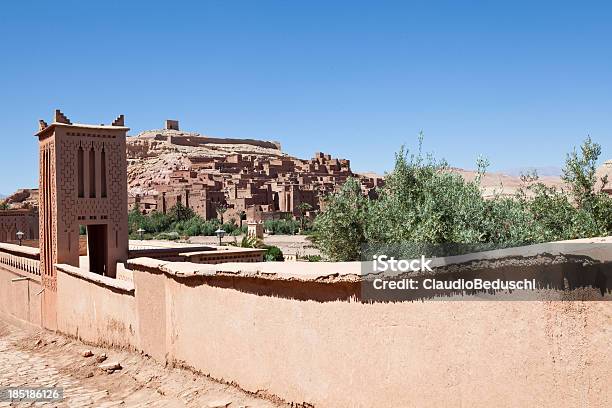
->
366, 145, 490, 245
264, 245, 284, 261
216, 204, 228, 223
229, 236, 280, 262
128, 203, 247, 239
0, 201, 9, 210
297, 202, 313, 230
264, 219, 301, 235
156, 231, 180, 241
232, 235, 264, 248
310, 177, 369, 261
168, 202, 195, 223
302, 254, 322, 262
562, 136, 601, 206
313, 136, 612, 261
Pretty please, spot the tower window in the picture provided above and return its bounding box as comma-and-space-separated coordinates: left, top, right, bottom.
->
89, 148, 96, 198
101, 147, 107, 198
78, 146, 84, 198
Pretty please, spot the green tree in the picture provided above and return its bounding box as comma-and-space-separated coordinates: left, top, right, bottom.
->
128, 204, 145, 234
297, 202, 313, 232
312, 178, 369, 261
168, 202, 195, 223
562, 136, 602, 207
216, 204, 228, 224
264, 219, 300, 235
367, 144, 490, 245
562, 137, 612, 236
312, 135, 612, 261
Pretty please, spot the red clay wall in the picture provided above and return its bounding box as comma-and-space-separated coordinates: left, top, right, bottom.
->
55, 267, 139, 349
133, 270, 611, 407
0, 266, 41, 326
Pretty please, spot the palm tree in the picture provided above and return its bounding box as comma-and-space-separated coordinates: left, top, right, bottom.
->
216, 204, 228, 224
297, 202, 313, 232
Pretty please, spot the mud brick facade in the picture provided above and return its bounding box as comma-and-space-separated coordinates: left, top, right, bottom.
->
128, 121, 384, 222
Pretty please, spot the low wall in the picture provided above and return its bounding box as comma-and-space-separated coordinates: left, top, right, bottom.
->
162, 285, 609, 407
0, 266, 41, 326
55, 264, 139, 349
0, 243, 41, 326
124, 247, 612, 408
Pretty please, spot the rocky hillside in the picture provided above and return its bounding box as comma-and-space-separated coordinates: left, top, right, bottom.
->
2, 189, 39, 209
127, 128, 289, 196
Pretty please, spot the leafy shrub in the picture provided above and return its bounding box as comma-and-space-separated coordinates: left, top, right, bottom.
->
264, 245, 284, 261
264, 219, 300, 235
232, 235, 264, 248
156, 231, 180, 241
303, 254, 322, 262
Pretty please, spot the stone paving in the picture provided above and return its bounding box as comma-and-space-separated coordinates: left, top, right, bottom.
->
0, 317, 284, 407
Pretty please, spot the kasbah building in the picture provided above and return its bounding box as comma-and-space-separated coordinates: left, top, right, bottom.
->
126, 118, 383, 223
0, 111, 610, 407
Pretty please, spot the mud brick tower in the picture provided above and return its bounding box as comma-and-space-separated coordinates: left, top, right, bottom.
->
36, 110, 129, 328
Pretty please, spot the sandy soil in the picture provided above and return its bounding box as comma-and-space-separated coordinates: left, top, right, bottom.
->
188, 234, 321, 258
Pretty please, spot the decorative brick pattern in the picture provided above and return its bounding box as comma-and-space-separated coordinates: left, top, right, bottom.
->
37, 111, 129, 287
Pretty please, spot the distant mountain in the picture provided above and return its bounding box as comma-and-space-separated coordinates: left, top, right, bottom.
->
0, 194, 5, 200
500, 166, 563, 178
449, 168, 565, 198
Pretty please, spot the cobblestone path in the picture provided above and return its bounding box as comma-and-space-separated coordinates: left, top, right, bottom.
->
0, 317, 283, 407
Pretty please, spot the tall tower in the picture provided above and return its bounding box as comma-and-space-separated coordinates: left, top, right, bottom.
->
36, 110, 129, 328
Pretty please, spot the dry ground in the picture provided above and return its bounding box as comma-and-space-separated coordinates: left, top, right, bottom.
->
189, 235, 321, 258
0, 316, 284, 407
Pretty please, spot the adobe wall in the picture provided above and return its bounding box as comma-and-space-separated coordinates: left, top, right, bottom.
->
0, 266, 41, 326
55, 265, 139, 349
0, 243, 42, 326
168, 135, 281, 150
136, 274, 610, 407
125, 253, 612, 408
0, 209, 39, 243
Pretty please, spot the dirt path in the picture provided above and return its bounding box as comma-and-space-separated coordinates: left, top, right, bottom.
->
0, 317, 284, 407
189, 234, 321, 258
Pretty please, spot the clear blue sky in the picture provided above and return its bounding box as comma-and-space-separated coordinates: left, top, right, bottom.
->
1, 0, 611, 194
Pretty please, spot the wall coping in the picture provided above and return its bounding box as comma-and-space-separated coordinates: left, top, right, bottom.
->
56, 264, 135, 294
0, 242, 40, 258
128, 257, 360, 281
128, 236, 612, 282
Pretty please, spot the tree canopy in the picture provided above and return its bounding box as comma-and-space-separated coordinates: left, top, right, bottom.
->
312, 137, 612, 261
